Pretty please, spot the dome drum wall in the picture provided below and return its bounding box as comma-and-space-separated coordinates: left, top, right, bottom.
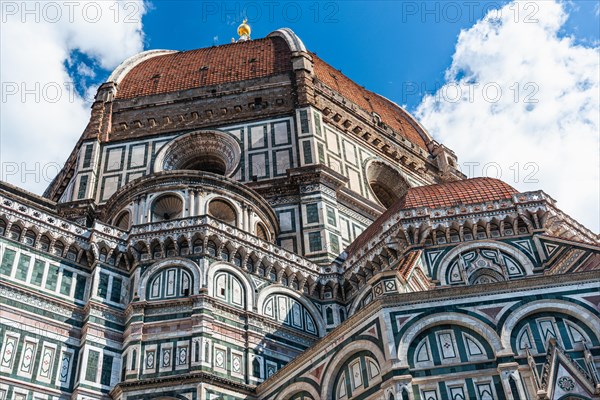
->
102, 171, 279, 240
107, 73, 296, 143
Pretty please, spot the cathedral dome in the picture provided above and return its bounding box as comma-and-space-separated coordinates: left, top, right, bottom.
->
112, 36, 293, 100
104, 28, 431, 150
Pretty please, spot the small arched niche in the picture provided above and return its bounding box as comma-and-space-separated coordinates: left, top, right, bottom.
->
208, 199, 237, 226
366, 161, 410, 208
114, 210, 131, 230
154, 130, 241, 176
256, 222, 269, 241
151, 194, 183, 222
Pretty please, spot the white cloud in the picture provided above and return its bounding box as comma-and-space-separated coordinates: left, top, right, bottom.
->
416, 0, 600, 233
0, 1, 147, 194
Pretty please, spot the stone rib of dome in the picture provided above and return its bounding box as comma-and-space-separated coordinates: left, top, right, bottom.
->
115, 36, 293, 99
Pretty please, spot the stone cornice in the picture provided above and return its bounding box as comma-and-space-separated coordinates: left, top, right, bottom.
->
0, 190, 89, 244
129, 215, 321, 278
111, 370, 256, 397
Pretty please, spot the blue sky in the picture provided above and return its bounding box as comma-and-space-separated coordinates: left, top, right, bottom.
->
2, 1, 599, 231
74, 0, 600, 112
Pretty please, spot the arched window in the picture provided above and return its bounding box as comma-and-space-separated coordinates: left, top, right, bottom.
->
214, 271, 245, 308
511, 312, 597, 355
449, 229, 460, 243
489, 223, 500, 238
39, 235, 51, 251
24, 230, 36, 246
66, 246, 78, 261
262, 294, 317, 335
326, 307, 334, 324
435, 229, 446, 244
0, 219, 6, 235
333, 352, 381, 399
409, 326, 493, 368
445, 247, 527, 286
147, 267, 193, 300
131, 349, 137, 370
179, 240, 189, 256
121, 353, 127, 381
208, 199, 237, 226
8, 224, 22, 241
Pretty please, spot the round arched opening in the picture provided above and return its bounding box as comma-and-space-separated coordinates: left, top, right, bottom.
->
366, 161, 410, 208
152, 194, 183, 221
114, 211, 131, 230
155, 130, 241, 176
256, 222, 269, 241
208, 199, 237, 226
179, 154, 227, 175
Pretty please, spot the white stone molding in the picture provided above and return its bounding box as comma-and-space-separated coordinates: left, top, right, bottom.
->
107, 50, 176, 85
267, 28, 307, 53
256, 285, 326, 336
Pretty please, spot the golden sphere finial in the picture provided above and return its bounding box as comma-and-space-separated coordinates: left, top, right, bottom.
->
237, 19, 251, 39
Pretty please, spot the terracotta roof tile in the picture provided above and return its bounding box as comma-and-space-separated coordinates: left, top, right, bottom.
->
346, 178, 518, 256
116, 37, 292, 99
311, 54, 428, 149
397, 177, 518, 209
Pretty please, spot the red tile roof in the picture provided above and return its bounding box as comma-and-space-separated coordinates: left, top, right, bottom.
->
311, 54, 429, 149
116, 37, 292, 99
346, 178, 518, 256
113, 37, 430, 151
397, 177, 518, 209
